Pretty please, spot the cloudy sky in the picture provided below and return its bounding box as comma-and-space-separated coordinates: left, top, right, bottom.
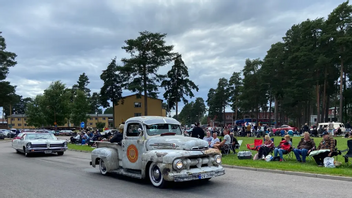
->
0, 0, 346, 114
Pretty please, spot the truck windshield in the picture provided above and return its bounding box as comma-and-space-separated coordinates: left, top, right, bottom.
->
146, 124, 182, 136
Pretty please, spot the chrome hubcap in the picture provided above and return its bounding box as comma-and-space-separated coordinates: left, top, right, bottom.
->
101, 161, 106, 172
152, 166, 161, 182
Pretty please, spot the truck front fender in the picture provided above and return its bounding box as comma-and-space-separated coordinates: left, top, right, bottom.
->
91, 148, 119, 171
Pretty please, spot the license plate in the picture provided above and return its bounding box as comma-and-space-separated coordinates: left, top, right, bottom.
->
198, 173, 212, 179
44, 150, 52, 154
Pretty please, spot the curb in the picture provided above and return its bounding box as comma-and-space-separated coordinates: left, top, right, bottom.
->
222, 164, 352, 182
67, 149, 92, 153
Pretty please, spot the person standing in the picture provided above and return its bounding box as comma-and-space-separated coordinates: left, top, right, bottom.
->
191, 122, 205, 139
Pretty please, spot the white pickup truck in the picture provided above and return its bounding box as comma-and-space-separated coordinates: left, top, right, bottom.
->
90, 116, 225, 188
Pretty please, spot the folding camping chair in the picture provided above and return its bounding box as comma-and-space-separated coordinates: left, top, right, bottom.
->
246, 139, 263, 151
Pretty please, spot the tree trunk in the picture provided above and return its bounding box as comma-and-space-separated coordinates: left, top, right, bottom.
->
344, 71, 347, 122
175, 102, 178, 120
143, 64, 148, 116
339, 56, 344, 122
322, 67, 327, 122
274, 96, 278, 128
235, 98, 238, 121
269, 96, 272, 126
325, 96, 330, 122
316, 83, 320, 126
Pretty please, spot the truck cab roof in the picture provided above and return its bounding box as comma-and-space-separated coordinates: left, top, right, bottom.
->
126, 116, 180, 126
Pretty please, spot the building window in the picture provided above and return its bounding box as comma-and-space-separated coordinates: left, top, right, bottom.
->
95, 118, 98, 120
18, 124, 21, 126
134, 113, 142, 117
11, 118, 14, 121
102, 117, 106, 120
24, 118, 27, 121
18, 118, 20, 121
90, 123, 93, 125
24, 124, 27, 126
134, 102, 141, 108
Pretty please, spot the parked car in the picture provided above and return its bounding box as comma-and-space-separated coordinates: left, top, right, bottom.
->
0, 131, 5, 139
272, 125, 297, 133
12, 132, 68, 157
90, 116, 225, 188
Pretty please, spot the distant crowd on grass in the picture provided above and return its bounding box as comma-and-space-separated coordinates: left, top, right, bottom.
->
187, 122, 352, 167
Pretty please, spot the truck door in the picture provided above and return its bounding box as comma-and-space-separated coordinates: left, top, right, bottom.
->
122, 122, 144, 170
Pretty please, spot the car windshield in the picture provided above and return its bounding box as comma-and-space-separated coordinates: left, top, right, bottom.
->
25, 134, 56, 140
146, 124, 182, 136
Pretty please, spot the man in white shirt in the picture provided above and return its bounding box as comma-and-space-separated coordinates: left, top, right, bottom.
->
210, 133, 220, 148
214, 129, 231, 150
203, 131, 212, 146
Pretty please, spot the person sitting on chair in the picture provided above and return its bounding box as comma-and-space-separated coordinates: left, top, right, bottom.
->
257, 135, 274, 160
313, 132, 335, 166
203, 131, 212, 146
213, 129, 231, 151
293, 132, 315, 163
210, 133, 220, 148
229, 132, 239, 154
273, 135, 292, 162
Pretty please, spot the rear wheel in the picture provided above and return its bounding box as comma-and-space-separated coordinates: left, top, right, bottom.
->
148, 162, 167, 188
99, 159, 108, 175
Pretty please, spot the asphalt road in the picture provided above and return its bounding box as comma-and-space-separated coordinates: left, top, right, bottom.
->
0, 140, 351, 198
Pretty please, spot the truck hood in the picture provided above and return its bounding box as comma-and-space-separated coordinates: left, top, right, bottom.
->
146, 135, 208, 151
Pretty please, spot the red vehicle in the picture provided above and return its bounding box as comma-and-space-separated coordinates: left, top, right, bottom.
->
272, 125, 297, 133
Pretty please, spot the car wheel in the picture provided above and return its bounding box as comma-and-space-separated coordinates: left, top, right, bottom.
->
99, 159, 108, 175
148, 162, 167, 188
16, 149, 20, 154
24, 148, 30, 157
57, 152, 64, 156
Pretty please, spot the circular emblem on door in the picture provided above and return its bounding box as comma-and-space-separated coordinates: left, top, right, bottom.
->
127, 144, 138, 163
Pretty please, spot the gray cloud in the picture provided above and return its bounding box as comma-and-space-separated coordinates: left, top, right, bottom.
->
0, 0, 346, 113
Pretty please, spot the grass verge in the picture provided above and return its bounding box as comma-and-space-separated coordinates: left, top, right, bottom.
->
68, 144, 95, 152
222, 136, 352, 177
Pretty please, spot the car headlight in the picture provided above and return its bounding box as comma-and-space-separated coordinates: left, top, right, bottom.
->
214, 155, 221, 164
64, 141, 67, 147
173, 159, 183, 170
26, 143, 32, 148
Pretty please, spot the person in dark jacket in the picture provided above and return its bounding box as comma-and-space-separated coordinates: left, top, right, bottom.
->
191, 122, 205, 139
110, 130, 123, 143
293, 132, 315, 163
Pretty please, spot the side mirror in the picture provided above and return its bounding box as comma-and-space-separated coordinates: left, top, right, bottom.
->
138, 128, 143, 136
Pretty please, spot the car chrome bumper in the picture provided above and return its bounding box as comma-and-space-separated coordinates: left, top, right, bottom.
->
167, 166, 225, 182
27, 147, 67, 153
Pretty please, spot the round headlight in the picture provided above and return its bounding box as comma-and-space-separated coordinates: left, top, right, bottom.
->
173, 159, 183, 170
215, 155, 222, 164
26, 143, 32, 148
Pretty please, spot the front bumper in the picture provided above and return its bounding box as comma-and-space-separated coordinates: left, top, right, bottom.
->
27, 147, 67, 153
167, 166, 225, 182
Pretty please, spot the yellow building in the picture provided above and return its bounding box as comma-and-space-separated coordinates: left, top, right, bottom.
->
7, 114, 113, 129
86, 114, 112, 128
113, 94, 166, 127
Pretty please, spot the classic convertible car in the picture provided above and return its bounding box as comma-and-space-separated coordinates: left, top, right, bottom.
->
12, 132, 68, 157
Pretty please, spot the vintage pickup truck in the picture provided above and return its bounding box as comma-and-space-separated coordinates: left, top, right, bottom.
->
90, 116, 225, 187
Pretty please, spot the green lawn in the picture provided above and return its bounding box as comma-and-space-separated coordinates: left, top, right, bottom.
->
223, 136, 352, 177
68, 144, 95, 152
67, 136, 352, 177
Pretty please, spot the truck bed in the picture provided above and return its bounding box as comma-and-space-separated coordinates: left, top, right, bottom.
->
95, 141, 121, 149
